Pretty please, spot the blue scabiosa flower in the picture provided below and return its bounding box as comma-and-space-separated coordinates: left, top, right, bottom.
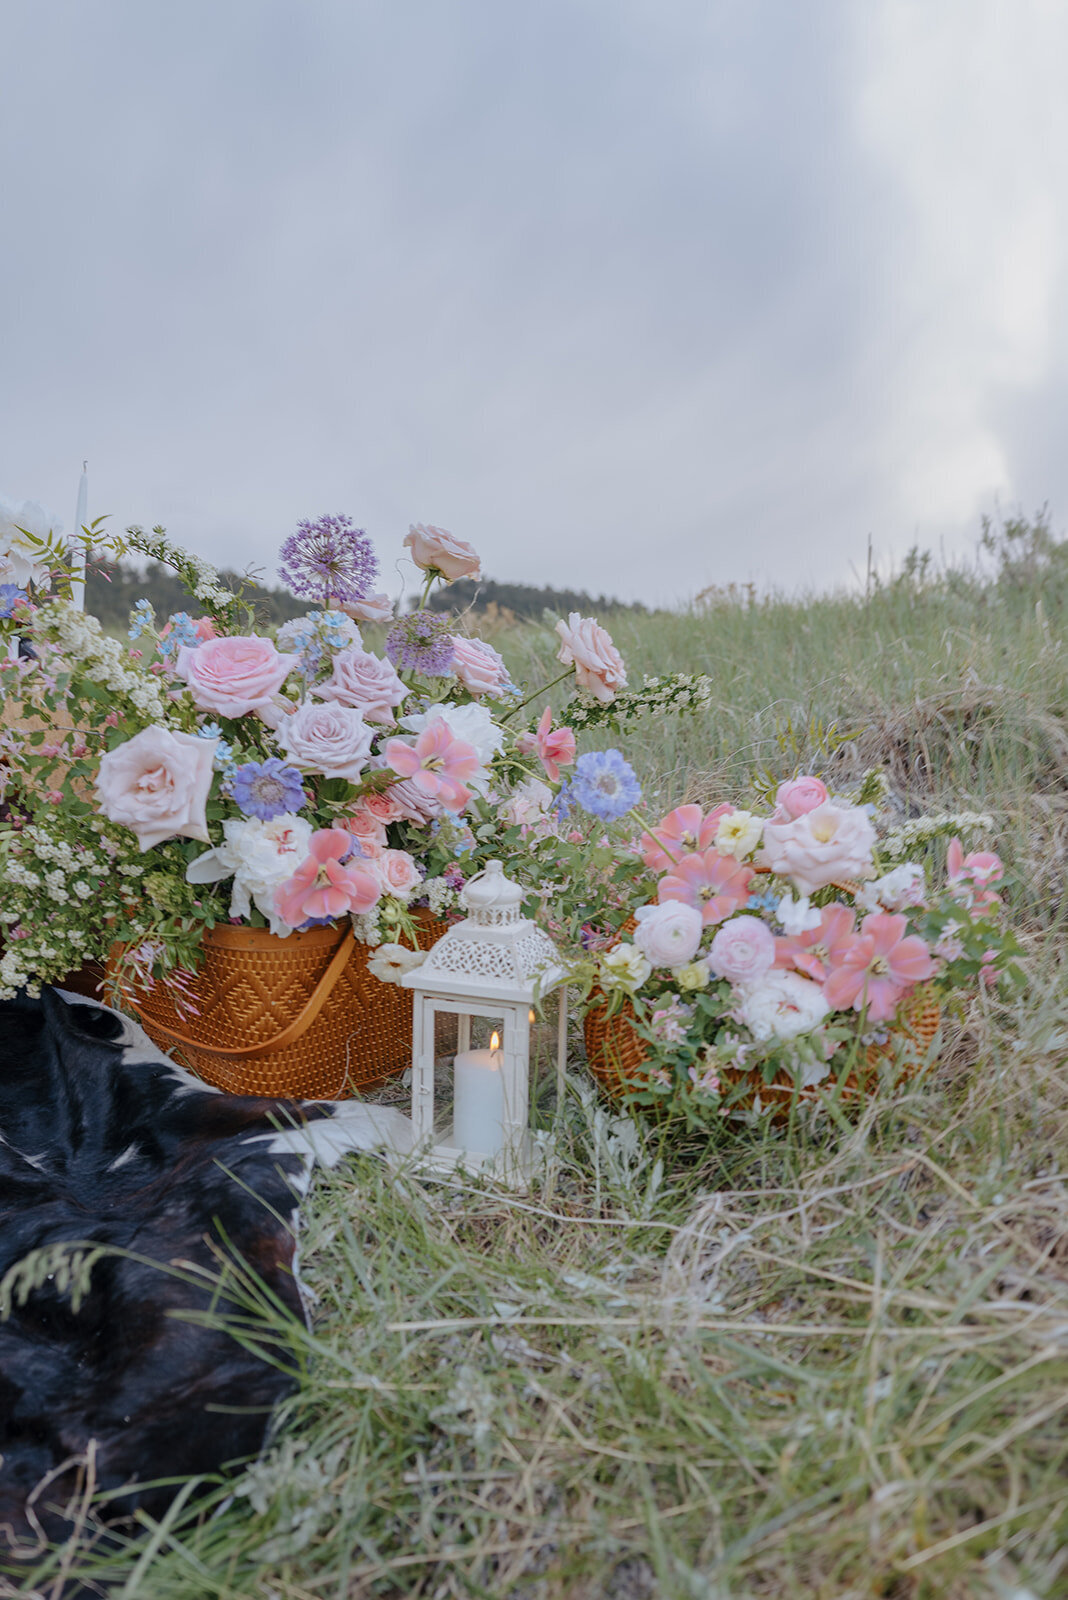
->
570, 749, 641, 821
231, 758, 308, 821
385, 610, 456, 676
0, 584, 28, 619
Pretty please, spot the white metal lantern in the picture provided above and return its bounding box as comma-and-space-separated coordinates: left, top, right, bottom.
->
399, 860, 568, 1187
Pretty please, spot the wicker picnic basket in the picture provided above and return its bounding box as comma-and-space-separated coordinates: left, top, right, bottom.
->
583, 984, 942, 1121
118, 912, 446, 1100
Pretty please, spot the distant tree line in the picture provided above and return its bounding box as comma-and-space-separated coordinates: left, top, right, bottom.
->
84, 560, 312, 632
426, 577, 647, 621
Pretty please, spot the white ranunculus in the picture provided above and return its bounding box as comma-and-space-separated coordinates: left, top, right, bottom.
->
632, 901, 703, 968
186, 814, 312, 936
0, 495, 63, 587
600, 943, 652, 992
400, 701, 504, 793
735, 971, 828, 1042
854, 862, 927, 914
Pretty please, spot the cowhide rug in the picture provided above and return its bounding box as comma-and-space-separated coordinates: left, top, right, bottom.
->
0, 986, 410, 1565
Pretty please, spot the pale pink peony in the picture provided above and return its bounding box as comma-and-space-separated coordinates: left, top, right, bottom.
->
736, 971, 829, 1042
707, 915, 776, 985
276, 700, 375, 782
340, 592, 394, 623
95, 726, 216, 852
554, 613, 627, 704
759, 802, 876, 895
313, 646, 407, 724
447, 635, 508, 698
175, 635, 298, 721
823, 911, 937, 1022
275, 828, 382, 927
383, 721, 481, 813
640, 803, 733, 872
404, 524, 481, 581
772, 774, 829, 821
632, 901, 704, 968
516, 705, 576, 784
658, 848, 753, 926
370, 848, 423, 899
774, 902, 857, 982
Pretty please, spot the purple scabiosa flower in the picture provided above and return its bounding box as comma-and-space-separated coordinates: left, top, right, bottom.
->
570, 749, 641, 821
231, 758, 308, 821
0, 584, 29, 619
385, 610, 456, 676
278, 514, 379, 607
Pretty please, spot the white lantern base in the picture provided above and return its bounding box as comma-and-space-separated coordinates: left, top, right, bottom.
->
376, 1111, 538, 1190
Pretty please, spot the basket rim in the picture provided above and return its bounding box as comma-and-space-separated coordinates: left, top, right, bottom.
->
194, 921, 346, 953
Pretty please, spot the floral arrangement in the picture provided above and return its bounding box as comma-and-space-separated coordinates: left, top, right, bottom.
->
565, 772, 1023, 1121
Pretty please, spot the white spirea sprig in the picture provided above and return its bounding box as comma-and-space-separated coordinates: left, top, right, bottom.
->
566, 672, 716, 731
37, 600, 169, 720
882, 810, 996, 861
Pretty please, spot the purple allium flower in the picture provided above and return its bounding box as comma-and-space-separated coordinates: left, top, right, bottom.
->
0, 584, 29, 620
570, 749, 641, 821
231, 758, 308, 821
385, 610, 456, 676
278, 514, 379, 607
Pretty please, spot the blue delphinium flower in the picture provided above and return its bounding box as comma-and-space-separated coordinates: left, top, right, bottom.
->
747, 890, 781, 914
0, 584, 28, 619
158, 611, 202, 658
231, 758, 308, 821
127, 598, 156, 640
569, 749, 641, 821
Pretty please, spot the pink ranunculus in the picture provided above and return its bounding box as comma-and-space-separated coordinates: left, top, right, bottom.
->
371, 848, 423, 899
383, 721, 481, 813
450, 635, 510, 698
274, 828, 382, 928
95, 726, 217, 852
340, 592, 395, 623
517, 704, 576, 784
175, 635, 298, 721
707, 915, 776, 985
640, 802, 733, 872
632, 900, 704, 968
658, 848, 754, 926
774, 902, 858, 982
313, 646, 407, 724
823, 911, 937, 1022
759, 802, 877, 896
772, 774, 829, 821
276, 700, 375, 782
404, 524, 481, 581
555, 613, 627, 705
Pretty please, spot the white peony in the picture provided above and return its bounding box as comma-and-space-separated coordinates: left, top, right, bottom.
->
186, 814, 313, 936
0, 495, 63, 587
854, 862, 927, 914
735, 971, 829, 1042
400, 701, 504, 793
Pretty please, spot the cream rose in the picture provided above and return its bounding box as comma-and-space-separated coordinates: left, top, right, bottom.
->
760, 802, 877, 896
555, 613, 627, 704
371, 848, 424, 900
313, 646, 407, 724
451, 635, 509, 698
275, 701, 375, 782
175, 635, 298, 721
404, 524, 481, 581
96, 726, 216, 851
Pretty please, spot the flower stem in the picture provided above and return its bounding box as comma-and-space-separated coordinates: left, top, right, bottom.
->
502, 667, 574, 724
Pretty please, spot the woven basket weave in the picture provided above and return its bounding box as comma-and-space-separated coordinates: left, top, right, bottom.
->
584, 984, 942, 1121
119, 913, 446, 1100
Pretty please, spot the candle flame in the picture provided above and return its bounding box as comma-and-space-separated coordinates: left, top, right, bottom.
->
529, 1008, 536, 1023
490, 1031, 500, 1051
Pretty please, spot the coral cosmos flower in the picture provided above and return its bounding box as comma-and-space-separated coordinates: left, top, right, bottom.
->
657, 849, 753, 927
946, 838, 1004, 914
274, 827, 381, 928
823, 911, 937, 1022
383, 721, 480, 813
640, 803, 733, 872
774, 902, 857, 982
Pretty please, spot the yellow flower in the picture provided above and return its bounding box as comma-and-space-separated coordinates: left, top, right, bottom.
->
714, 808, 763, 860
673, 960, 711, 991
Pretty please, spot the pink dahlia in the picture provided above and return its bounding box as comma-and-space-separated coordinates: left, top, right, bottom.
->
383, 721, 480, 813
658, 848, 753, 927
275, 827, 382, 928
775, 902, 857, 982
823, 911, 937, 1022
641, 803, 733, 872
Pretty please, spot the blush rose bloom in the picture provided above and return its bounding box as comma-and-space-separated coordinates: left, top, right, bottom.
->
313, 646, 407, 724
370, 848, 423, 900
706, 915, 776, 985
450, 635, 510, 698
404, 523, 481, 581
276, 701, 375, 781
772, 775, 829, 820
555, 613, 627, 704
759, 802, 877, 895
340, 592, 394, 623
175, 635, 298, 721
95, 726, 217, 851
632, 901, 704, 968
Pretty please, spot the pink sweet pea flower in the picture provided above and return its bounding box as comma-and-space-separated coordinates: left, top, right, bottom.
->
775, 902, 857, 982
658, 848, 753, 926
641, 803, 733, 872
946, 838, 1004, 915
823, 911, 937, 1022
518, 705, 576, 783
383, 721, 480, 813
275, 828, 382, 927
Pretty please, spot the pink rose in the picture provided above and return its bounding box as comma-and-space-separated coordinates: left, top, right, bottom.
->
404, 524, 481, 581
276, 700, 375, 781
95, 726, 216, 852
759, 803, 876, 896
773, 775, 829, 820
371, 848, 423, 899
175, 635, 298, 721
353, 790, 407, 827
313, 646, 407, 724
632, 901, 704, 968
340, 592, 394, 623
450, 635, 510, 698
555, 613, 627, 704
707, 916, 776, 985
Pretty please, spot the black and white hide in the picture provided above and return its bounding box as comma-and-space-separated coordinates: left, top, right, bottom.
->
0, 987, 409, 1555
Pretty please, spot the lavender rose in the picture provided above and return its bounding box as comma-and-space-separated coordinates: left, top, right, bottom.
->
450, 635, 510, 698
632, 901, 703, 968
313, 646, 407, 724
276, 701, 375, 782
96, 726, 216, 852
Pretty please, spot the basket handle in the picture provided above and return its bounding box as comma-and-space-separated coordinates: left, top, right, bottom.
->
140, 927, 359, 1062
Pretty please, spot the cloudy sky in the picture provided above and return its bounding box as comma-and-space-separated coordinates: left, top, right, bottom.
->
2, 0, 1066, 606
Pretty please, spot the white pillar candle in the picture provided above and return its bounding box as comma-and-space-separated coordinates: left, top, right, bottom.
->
452, 1034, 504, 1156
